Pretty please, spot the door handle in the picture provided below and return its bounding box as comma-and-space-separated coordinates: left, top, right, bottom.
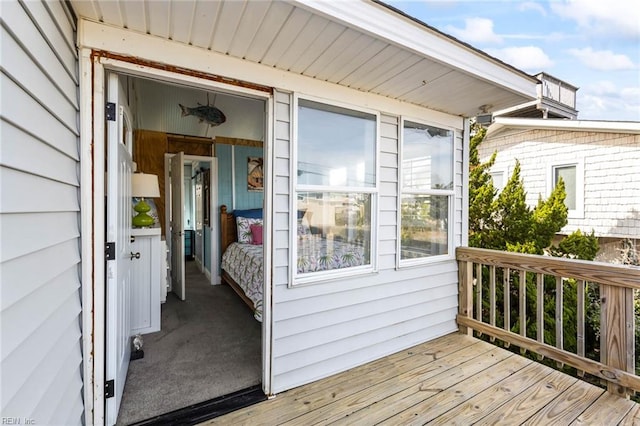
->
130, 252, 141, 260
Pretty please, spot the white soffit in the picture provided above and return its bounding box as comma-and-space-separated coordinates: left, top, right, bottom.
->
69, 0, 537, 117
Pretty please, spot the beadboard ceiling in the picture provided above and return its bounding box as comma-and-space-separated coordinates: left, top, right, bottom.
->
70, 0, 538, 118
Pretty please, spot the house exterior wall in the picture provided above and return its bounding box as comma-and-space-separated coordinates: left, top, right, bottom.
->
479, 127, 640, 240
271, 92, 463, 393
1, 0, 84, 423
77, 15, 469, 405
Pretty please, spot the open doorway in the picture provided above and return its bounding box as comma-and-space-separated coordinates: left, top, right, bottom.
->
104, 72, 268, 424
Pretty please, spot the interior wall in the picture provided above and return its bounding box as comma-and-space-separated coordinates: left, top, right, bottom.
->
216, 141, 264, 211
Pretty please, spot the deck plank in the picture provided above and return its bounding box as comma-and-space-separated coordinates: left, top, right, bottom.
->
428, 360, 555, 425
522, 379, 604, 425
205, 333, 640, 426
619, 404, 640, 425
277, 339, 502, 425
378, 353, 532, 425
571, 392, 636, 425
474, 368, 578, 425
206, 333, 477, 425
310, 345, 512, 425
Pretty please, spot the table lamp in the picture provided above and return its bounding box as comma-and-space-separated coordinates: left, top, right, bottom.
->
132, 173, 160, 227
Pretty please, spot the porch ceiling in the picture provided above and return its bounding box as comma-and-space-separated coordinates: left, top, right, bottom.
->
69, 0, 538, 118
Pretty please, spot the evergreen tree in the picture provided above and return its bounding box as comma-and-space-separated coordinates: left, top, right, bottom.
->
468, 124, 601, 372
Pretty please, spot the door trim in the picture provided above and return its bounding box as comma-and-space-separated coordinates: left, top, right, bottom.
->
81, 54, 274, 426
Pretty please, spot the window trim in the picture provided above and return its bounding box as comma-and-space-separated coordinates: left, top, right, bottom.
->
548, 160, 584, 219
290, 93, 379, 287
396, 117, 456, 268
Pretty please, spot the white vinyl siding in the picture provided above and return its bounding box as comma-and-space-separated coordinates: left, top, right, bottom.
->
1, 1, 83, 424
480, 128, 639, 238
271, 93, 462, 393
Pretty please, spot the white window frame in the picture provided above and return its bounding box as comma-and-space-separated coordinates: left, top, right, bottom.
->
548, 160, 584, 219
397, 117, 455, 268
290, 94, 379, 286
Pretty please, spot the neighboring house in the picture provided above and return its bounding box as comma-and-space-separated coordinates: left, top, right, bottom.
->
0, 1, 538, 425
479, 75, 640, 262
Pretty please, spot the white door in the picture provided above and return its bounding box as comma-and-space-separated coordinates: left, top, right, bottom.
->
170, 152, 185, 300
105, 73, 134, 425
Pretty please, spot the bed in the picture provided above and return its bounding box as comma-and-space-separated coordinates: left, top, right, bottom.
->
220, 205, 367, 322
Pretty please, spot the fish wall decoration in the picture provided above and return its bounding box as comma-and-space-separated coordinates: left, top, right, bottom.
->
179, 103, 226, 126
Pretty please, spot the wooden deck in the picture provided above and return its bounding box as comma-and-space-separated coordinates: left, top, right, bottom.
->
206, 333, 639, 425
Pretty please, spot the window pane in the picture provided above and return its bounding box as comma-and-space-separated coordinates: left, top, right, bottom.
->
490, 171, 504, 190
298, 99, 376, 187
296, 192, 371, 273
554, 166, 576, 210
400, 194, 449, 259
403, 121, 453, 190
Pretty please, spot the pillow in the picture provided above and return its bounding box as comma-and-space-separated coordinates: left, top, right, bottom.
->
236, 217, 262, 243
234, 208, 262, 219
250, 224, 263, 245
297, 218, 311, 236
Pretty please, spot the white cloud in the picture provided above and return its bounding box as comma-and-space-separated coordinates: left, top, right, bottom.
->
519, 2, 547, 16
568, 48, 636, 71
578, 81, 640, 121
445, 17, 503, 44
485, 46, 554, 71
551, 0, 640, 39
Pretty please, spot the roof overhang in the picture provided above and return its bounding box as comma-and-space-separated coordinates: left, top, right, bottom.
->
487, 116, 640, 138
70, 0, 538, 118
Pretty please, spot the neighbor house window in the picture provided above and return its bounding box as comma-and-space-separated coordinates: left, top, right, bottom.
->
490, 170, 505, 191
553, 165, 576, 209
399, 120, 454, 264
551, 162, 583, 218
294, 98, 377, 283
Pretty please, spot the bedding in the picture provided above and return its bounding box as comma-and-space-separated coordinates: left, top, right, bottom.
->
296, 234, 365, 273
221, 242, 264, 321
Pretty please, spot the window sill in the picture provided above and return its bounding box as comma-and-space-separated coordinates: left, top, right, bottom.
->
290, 266, 377, 288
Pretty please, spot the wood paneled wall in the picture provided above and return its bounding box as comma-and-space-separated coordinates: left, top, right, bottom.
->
133, 129, 212, 237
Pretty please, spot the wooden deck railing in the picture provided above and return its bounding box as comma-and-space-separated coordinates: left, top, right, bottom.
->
456, 247, 640, 397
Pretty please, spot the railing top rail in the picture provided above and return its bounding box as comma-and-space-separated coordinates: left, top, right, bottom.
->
456, 247, 640, 290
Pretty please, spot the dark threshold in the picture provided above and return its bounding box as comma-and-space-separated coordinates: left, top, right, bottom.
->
129, 385, 266, 426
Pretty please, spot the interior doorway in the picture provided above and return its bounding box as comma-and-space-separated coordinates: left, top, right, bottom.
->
100, 68, 269, 424
164, 153, 219, 301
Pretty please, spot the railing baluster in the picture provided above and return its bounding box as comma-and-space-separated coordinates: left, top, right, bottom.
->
476, 263, 483, 336
577, 280, 585, 377
504, 267, 510, 348
556, 276, 564, 368
536, 273, 544, 361
458, 260, 474, 336
519, 270, 527, 355
490, 265, 496, 342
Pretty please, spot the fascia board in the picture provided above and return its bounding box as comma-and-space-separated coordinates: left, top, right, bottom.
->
490, 117, 640, 134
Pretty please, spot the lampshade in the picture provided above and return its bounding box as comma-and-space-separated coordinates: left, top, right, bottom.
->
132, 173, 160, 198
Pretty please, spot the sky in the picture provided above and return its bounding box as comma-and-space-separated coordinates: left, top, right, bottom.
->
385, 0, 640, 122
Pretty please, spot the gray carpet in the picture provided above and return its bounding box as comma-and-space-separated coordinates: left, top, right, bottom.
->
116, 261, 262, 425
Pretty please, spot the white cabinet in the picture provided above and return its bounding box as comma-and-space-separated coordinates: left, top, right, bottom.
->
130, 228, 161, 334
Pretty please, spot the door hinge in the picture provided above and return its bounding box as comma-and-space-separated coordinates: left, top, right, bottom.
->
106, 242, 116, 260
105, 379, 115, 399
106, 102, 116, 121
